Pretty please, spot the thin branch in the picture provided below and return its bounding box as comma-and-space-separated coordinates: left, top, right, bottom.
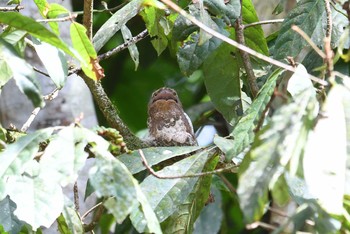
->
246, 221, 277, 231
81, 202, 102, 220
20, 88, 60, 132
324, 0, 334, 79
0, 5, 24, 11
36, 14, 77, 23
139, 149, 238, 179
98, 29, 149, 61
159, 0, 328, 87
73, 182, 80, 211
72, 2, 127, 16
83, 202, 105, 232
235, 0, 259, 98
244, 19, 284, 29
33, 67, 50, 77
291, 25, 325, 58
83, 0, 94, 40
218, 174, 236, 193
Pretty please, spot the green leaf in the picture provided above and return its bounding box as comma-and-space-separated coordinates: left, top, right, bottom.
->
89, 150, 138, 224
6, 161, 64, 230
224, 69, 285, 162
0, 12, 75, 58
93, 0, 143, 52
161, 154, 219, 233
39, 127, 90, 187
0, 39, 44, 107
70, 22, 98, 80
242, 0, 269, 56
130, 150, 209, 232
121, 25, 139, 70
177, 32, 223, 76
193, 187, 223, 234
57, 214, 72, 234
141, 6, 169, 55
237, 86, 318, 223
117, 146, 201, 174
32, 37, 67, 88
303, 85, 348, 215
61, 197, 84, 234
203, 42, 241, 125
0, 128, 53, 179
47, 3, 69, 18
203, 0, 240, 25
0, 196, 23, 234
0, 58, 12, 88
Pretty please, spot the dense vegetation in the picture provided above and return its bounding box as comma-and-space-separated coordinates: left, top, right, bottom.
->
0, 0, 350, 233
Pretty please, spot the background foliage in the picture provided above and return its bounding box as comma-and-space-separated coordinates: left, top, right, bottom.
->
1, 0, 350, 233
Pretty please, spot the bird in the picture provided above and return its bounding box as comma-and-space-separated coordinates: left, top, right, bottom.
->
147, 87, 197, 146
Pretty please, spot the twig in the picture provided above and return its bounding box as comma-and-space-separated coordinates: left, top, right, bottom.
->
218, 174, 236, 193
139, 149, 238, 179
235, 0, 259, 98
244, 19, 284, 29
0, 5, 24, 12
81, 202, 103, 220
20, 88, 60, 132
73, 182, 80, 211
291, 25, 325, 58
33, 67, 50, 77
21, 107, 41, 132
324, 0, 334, 79
246, 221, 277, 231
159, 0, 328, 87
72, 2, 127, 15
83, 0, 94, 40
98, 29, 149, 61
36, 14, 77, 23
83, 202, 105, 232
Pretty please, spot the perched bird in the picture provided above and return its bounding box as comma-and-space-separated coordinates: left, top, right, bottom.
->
147, 87, 197, 146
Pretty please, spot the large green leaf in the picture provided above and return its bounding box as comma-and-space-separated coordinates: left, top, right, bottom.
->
0, 39, 44, 107
39, 127, 90, 187
89, 150, 138, 224
70, 22, 98, 80
6, 161, 64, 230
161, 154, 219, 233
117, 146, 201, 174
130, 150, 210, 232
140, 6, 169, 55
203, 0, 240, 25
92, 0, 143, 52
203, 42, 241, 125
237, 86, 318, 223
0, 12, 74, 58
272, 0, 345, 61
32, 37, 67, 88
242, 0, 268, 56
222, 69, 285, 162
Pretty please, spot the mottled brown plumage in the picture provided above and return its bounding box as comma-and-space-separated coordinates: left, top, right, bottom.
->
147, 87, 197, 146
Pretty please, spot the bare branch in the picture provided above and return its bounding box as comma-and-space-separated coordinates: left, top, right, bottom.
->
139, 149, 238, 179
21, 88, 60, 132
324, 0, 334, 79
98, 29, 149, 61
159, 0, 328, 86
83, 0, 94, 40
235, 0, 259, 98
36, 14, 77, 23
291, 25, 325, 58
244, 19, 284, 29
0, 5, 24, 12
81, 202, 103, 220
73, 182, 80, 211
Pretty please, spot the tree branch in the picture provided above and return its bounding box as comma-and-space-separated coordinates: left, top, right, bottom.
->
235, 0, 259, 98
244, 19, 284, 29
78, 72, 147, 149
0, 5, 24, 12
83, 0, 94, 40
159, 0, 328, 87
